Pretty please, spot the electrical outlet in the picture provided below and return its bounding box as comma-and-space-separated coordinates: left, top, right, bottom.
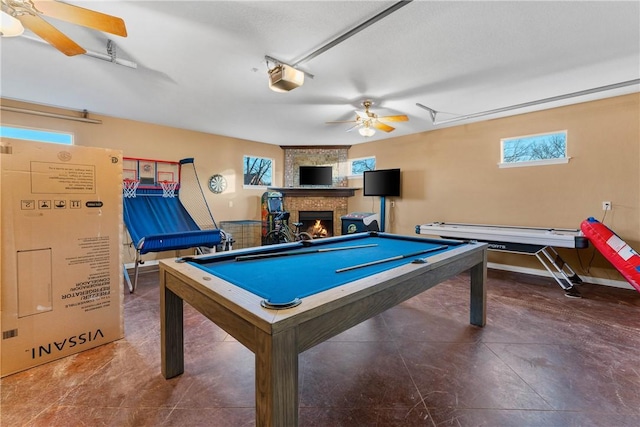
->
602, 201, 612, 211
390, 201, 395, 208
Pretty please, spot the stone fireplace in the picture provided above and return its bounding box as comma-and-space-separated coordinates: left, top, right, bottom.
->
270, 145, 356, 237
282, 145, 350, 188
272, 187, 353, 236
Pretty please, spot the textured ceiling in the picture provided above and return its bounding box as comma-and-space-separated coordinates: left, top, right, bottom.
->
1, 1, 639, 145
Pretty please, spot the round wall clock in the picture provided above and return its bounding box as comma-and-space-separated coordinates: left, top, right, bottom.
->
208, 174, 227, 194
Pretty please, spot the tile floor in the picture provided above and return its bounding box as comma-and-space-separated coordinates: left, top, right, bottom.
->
2, 268, 640, 426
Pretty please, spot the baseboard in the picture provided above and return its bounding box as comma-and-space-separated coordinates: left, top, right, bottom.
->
487, 262, 633, 290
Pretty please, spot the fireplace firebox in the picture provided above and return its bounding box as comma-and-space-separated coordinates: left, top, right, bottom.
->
299, 211, 333, 238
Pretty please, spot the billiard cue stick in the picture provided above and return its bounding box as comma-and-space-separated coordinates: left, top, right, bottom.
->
234, 243, 378, 262
335, 245, 449, 273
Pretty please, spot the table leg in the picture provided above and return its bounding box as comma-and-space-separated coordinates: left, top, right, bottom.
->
469, 250, 487, 327
255, 328, 298, 427
161, 284, 184, 379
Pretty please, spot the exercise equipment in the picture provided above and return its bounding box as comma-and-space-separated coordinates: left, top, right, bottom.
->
122, 157, 225, 292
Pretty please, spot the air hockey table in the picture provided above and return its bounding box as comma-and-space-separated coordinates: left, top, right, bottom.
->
417, 222, 589, 297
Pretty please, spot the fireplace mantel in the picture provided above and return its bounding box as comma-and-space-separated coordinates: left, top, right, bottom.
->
268, 187, 358, 197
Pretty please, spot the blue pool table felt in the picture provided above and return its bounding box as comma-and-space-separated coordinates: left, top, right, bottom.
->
188, 234, 461, 305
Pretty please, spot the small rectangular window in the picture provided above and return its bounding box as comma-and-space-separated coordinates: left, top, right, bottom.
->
0, 126, 73, 145
243, 155, 273, 187
500, 131, 568, 168
348, 156, 376, 177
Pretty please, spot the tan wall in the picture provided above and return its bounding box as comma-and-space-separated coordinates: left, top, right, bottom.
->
347, 93, 640, 283
1, 99, 282, 264
2, 94, 639, 283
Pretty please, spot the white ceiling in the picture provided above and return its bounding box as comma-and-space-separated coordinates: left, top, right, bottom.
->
1, 1, 639, 146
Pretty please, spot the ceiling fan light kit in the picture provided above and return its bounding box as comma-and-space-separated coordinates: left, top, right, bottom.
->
0, 10, 23, 36
359, 125, 375, 137
268, 63, 305, 92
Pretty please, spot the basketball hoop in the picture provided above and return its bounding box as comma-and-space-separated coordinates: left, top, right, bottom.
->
123, 179, 140, 198
160, 181, 178, 198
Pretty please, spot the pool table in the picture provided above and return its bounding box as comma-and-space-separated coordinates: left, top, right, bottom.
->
160, 232, 488, 426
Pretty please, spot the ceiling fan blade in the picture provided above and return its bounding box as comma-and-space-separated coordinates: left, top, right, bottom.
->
377, 115, 409, 122
355, 110, 369, 119
33, 0, 127, 37
373, 122, 395, 132
18, 14, 86, 56
345, 123, 362, 132
325, 120, 358, 124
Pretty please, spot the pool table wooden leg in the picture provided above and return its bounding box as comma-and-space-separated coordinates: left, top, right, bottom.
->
469, 250, 487, 327
255, 327, 298, 427
161, 282, 184, 379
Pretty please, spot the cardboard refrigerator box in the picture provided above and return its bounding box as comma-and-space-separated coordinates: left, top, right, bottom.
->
0, 141, 124, 377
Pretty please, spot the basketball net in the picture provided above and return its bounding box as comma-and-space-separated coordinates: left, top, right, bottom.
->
178, 159, 217, 230
160, 181, 178, 198
123, 179, 140, 198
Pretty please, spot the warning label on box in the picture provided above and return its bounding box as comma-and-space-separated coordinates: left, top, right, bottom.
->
63, 236, 113, 311
30, 162, 96, 194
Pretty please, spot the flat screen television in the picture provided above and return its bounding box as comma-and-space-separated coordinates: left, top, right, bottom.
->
299, 166, 333, 186
363, 168, 401, 197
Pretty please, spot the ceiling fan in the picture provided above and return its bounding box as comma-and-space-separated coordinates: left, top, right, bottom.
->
326, 100, 409, 137
1, 0, 127, 56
